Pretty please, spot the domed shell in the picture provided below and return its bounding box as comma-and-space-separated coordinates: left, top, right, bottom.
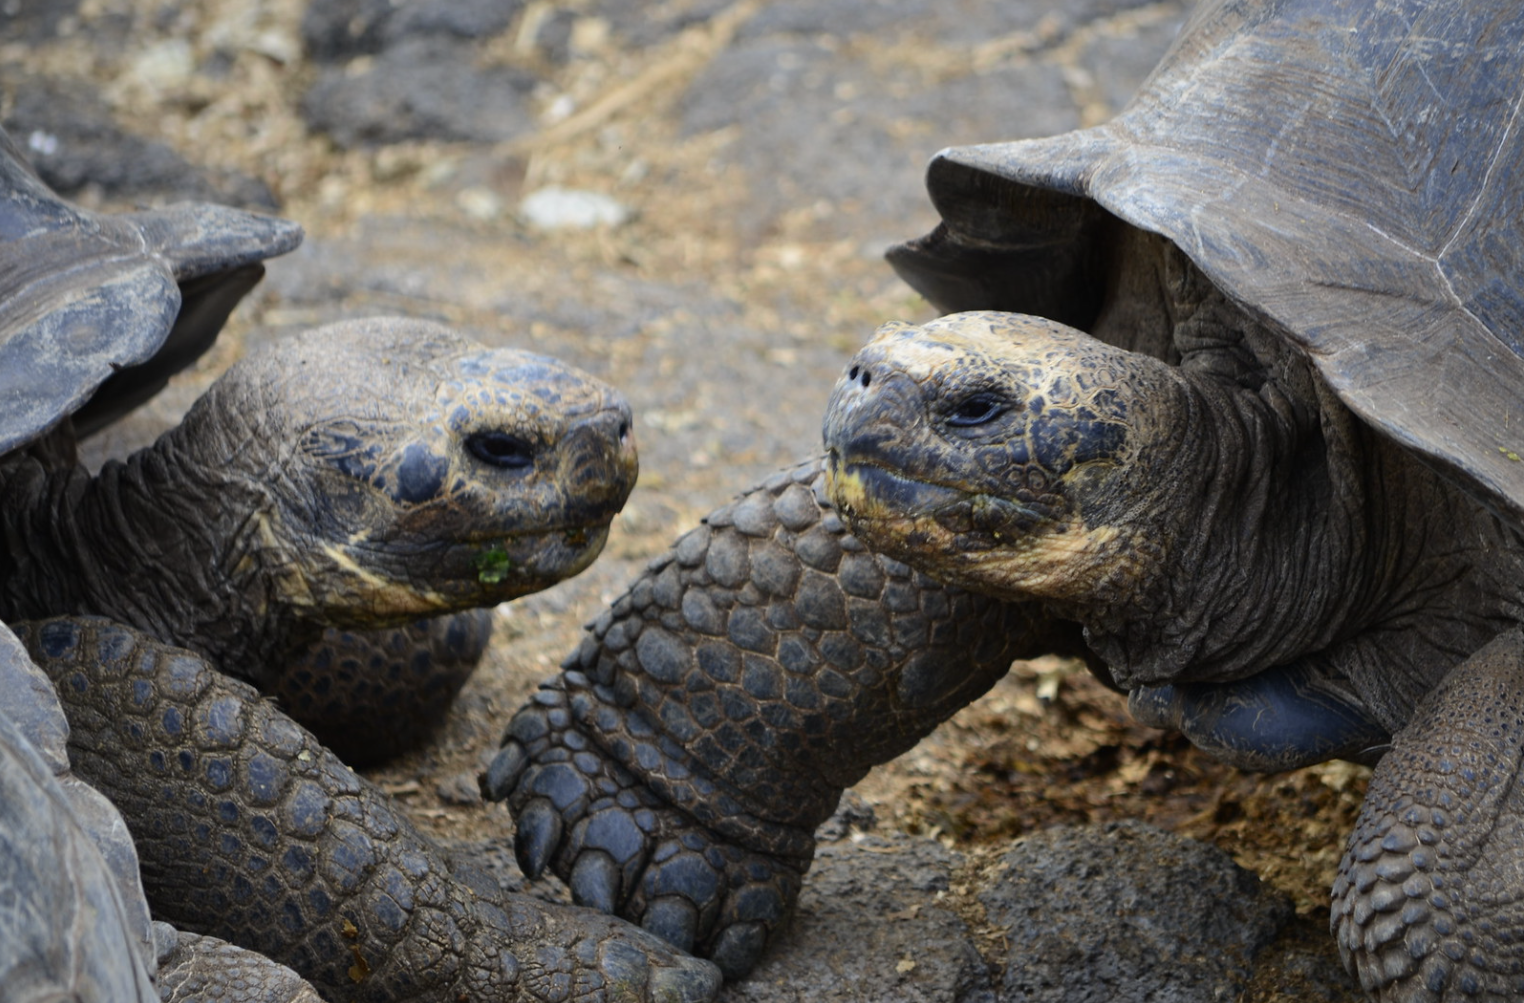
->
890, 0, 1524, 523
0, 127, 302, 455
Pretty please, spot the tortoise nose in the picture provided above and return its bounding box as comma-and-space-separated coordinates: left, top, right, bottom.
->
823, 353, 917, 452
562, 400, 638, 511
826, 356, 884, 419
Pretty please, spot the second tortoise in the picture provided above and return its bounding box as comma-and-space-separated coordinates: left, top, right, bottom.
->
485, 0, 1524, 1000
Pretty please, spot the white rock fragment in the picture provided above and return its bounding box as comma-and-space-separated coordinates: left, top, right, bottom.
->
457, 187, 504, 221
130, 39, 195, 92
519, 187, 631, 230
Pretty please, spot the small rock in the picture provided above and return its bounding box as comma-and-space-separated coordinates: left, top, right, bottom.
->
127, 39, 194, 92
301, 37, 538, 147
435, 771, 484, 806
2, 74, 277, 207
519, 187, 631, 230
815, 788, 876, 842
457, 186, 504, 221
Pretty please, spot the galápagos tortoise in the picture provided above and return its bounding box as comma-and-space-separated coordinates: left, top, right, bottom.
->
0, 128, 722, 1002
482, 0, 1524, 999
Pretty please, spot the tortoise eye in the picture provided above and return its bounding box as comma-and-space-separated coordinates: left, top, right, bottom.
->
946, 393, 1006, 427
466, 430, 535, 469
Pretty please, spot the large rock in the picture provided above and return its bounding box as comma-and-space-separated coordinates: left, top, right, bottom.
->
301, 38, 539, 147
299, 0, 538, 147
301, 0, 525, 61
727, 831, 995, 1003
983, 821, 1293, 1003
0, 75, 276, 207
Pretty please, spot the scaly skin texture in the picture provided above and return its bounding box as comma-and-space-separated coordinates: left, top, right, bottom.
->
1332, 632, 1524, 1002
0, 317, 637, 748
22, 616, 722, 1003
274, 611, 493, 766
155, 927, 324, 1003
483, 458, 1081, 976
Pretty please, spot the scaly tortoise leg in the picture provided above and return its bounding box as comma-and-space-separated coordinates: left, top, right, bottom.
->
154, 924, 323, 1003
21, 616, 721, 1003
1333, 630, 1524, 1001
482, 456, 1084, 977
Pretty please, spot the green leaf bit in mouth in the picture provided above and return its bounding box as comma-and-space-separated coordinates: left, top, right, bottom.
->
475, 545, 514, 584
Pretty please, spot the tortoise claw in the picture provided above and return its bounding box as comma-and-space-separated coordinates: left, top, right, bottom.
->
642, 897, 700, 953
480, 741, 527, 800
647, 956, 725, 1003
709, 923, 769, 982
514, 798, 563, 879
570, 850, 621, 913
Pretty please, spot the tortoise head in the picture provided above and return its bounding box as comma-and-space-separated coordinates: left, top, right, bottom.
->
181, 318, 637, 626
824, 311, 1177, 606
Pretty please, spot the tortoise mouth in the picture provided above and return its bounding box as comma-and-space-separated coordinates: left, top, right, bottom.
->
463, 520, 614, 588
826, 455, 967, 521
314, 520, 616, 625
826, 454, 1049, 537
826, 450, 1115, 603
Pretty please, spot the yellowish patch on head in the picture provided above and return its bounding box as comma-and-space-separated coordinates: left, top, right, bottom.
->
865, 320, 996, 383
318, 541, 454, 618
840, 485, 1133, 605
825, 462, 881, 520
957, 519, 1128, 603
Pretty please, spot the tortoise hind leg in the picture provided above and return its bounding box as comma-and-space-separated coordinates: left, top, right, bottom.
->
269, 609, 493, 766
1332, 630, 1524, 1001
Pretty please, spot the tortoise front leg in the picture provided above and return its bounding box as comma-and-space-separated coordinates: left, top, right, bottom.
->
1333, 630, 1524, 1001
21, 616, 721, 1003
482, 456, 1082, 977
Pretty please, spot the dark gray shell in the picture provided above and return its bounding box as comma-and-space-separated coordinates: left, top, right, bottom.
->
890, 0, 1524, 525
0, 623, 159, 1001
0, 126, 302, 455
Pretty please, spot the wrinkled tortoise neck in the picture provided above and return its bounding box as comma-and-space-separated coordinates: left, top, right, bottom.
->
0, 427, 312, 676
1072, 338, 1431, 690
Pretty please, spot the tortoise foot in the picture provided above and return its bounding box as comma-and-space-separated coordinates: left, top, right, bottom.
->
483, 677, 800, 979
484, 457, 1061, 979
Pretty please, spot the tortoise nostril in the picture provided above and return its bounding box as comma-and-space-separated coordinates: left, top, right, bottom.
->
617, 418, 631, 440
859, 370, 871, 388
848, 365, 860, 381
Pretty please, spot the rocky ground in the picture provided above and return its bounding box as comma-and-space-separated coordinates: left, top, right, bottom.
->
4, 0, 1366, 999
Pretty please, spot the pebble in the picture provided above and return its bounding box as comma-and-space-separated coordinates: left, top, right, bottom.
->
519, 187, 631, 230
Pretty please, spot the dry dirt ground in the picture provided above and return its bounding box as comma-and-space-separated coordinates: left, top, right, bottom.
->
5, 0, 1368, 999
